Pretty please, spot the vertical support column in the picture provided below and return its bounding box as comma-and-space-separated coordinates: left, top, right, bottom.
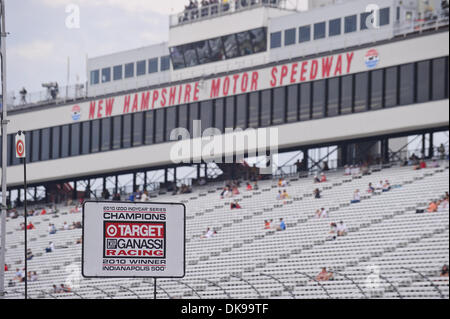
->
133, 172, 137, 193
144, 171, 148, 191
301, 148, 309, 172
197, 164, 201, 181
73, 180, 77, 201
204, 163, 208, 182
102, 177, 107, 198
422, 134, 426, 159
114, 175, 119, 194
164, 168, 168, 184
429, 132, 434, 159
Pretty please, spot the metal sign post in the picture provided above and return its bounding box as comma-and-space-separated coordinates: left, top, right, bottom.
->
16, 131, 27, 299
0, 0, 8, 300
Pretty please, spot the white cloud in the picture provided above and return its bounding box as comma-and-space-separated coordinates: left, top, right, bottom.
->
37, 0, 187, 15
9, 40, 55, 60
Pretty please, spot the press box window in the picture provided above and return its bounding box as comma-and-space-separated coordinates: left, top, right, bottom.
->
329, 18, 341, 37
125, 63, 134, 78
284, 28, 296, 46
344, 15, 357, 33
270, 31, 282, 49
379, 7, 390, 26
161, 56, 171, 71
102, 68, 111, 83
113, 65, 123, 81
313, 22, 326, 40
136, 60, 146, 76
148, 58, 159, 74
299, 25, 311, 43
90, 70, 99, 85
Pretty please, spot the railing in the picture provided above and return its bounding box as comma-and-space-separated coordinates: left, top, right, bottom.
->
393, 13, 449, 36
170, 0, 282, 27
6, 83, 87, 112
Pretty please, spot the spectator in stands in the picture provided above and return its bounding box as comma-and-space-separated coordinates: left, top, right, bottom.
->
220, 187, 230, 199
440, 264, 449, 277
337, 221, 348, 237
295, 159, 303, 175
314, 188, 321, 199
281, 189, 290, 200
62, 222, 69, 231
102, 188, 110, 200
368, 183, 375, 193
438, 143, 446, 160
264, 220, 271, 230
328, 223, 337, 241
351, 165, 361, 176
427, 201, 438, 213
141, 190, 149, 202
351, 189, 361, 204
113, 193, 121, 201
320, 173, 327, 183
69, 205, 80, 214
430, 158, 440, 168
76, 238, 82, 245
320, 208, 328, 219
382, 180, 391, 192
322, 161, 330, 172
26, 248, 34, 261
313, 175, 321, 183
45, 241, 55, 253
344, 165, 351, 176
52, 284, 60, 294
60, 284, 71, 293
253, 181, 259, 190
276, 218, 286, 231
201, 228, 216, 239
409, 153, 419, 166
316, 267, 334, 281
230, 201, 241, 210
4, 264, 8, 272
276, 190, 282, 200
278, 178, 287, 188
315, 209, 322, 218
26, 221, 35, 230
438, 198, 449, 212
30, 271, 38, 282
232, 186, 240, 196
246, 182, 253, 191
48, 223, 57, 235
15, 269, 24, 282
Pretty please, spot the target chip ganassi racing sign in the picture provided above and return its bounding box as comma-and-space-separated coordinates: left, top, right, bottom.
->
82, 201, 185, 278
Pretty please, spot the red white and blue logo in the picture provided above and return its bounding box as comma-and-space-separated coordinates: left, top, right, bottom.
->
71, 105, 81, 121
365, 49, 379, 69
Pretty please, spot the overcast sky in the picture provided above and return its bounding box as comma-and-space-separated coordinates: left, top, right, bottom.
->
4, 0, 307, 96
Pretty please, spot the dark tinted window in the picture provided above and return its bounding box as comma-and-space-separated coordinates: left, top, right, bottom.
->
222, 34, 239, 59
380, 7, 390, 26
299, 25, 311, 43
170, 46, 185, 70
250, 28, 267, 53
360, 12, 371, 30
161, 56, 171, 71
101, 118, 111, 151
208, 38, 225, 62
31, 130, 40, 162
122, 114, 132, 148
71, 123, 81, 156
344, 15, 357, 33
270, 31, 282, 49
299, 82, 311, 121
236, 94, 248, 129
136, 60, 146, 76
341, 75, 353, 114
312, 80, 326, 119
81, 121, 90, 154
432, 57, 447, 100
133, 112, 144, 146
149, 58, 159, 73
155, 108, 165, 143
248, 92, 259, 128
102, 68, 111, 83
329, 18, 341, 36
145, 111, 154, 144
417, 60, 431, 103
51, 127, 60, 159
166, 106, 178, 141
125, 63, 134, 78
178, 104, 189, 132
370, 69, 384, 110
41, 128, 51, 161
91, 120, 100, 153
272, 87, 285, 125
399, 63, 414, 105
354, 72, 369, 112
214, 99, 225, 132
384, 66, 398, 107
260, 89, 272, 127
90, 70, 99, 85
184, 43, 199, 67
225, 97, 235, 129
112, 116, 122, 149
196, 41, 211, 64
113, 65, 122, 81
327, 77, 340, 116
314, 22, 326, 40
287, 85, 298, 122
200, 100, 213, 130
61, 125, 70, 158
284, 28, 296, 46
236, 31, 254, 55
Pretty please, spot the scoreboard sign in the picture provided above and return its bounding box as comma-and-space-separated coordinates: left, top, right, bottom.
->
82, 201, 185, 278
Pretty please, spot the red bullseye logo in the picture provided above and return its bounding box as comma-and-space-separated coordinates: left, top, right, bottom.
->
106, 224, 118, 237
16, 140, 25, 158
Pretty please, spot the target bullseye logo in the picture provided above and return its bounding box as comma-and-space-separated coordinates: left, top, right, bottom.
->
106, 224, 118, 237
15, 133, 26, 159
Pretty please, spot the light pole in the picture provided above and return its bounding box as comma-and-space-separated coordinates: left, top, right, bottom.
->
0, 0, 8, 300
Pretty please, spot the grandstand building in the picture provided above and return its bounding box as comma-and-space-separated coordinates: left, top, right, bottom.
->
0, 0, 449, 299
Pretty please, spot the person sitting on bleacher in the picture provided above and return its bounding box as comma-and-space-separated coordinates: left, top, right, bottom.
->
232, 186, 240, 196
276, 190, 282, 200
337, 221, 348, 237
264, 220, 271, 230
230, 201, 241, 210
344, 165, 351, 176
313, 175, 321, 183
427, 201, 438, 213
278, 178, 287, 187
246, 182, 253, 191
276, 218, 286, 231
382, 180, 391, 192
328, 223, 337, 241
48, 223, 57, 235
319, 208, 328, 219
26, 221, 35, 230
367, 183, 375, 193
201, 227, 216, 239
414, 159, 427, 170
316, 267, 334, 281
45, 241, 55, 253
320, 173, 327, 183
441, 264, 449, 277
281, 189, 290, 200
351, 190, 361, 204
314, 188, 321, 199
26, 249, 34, 261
